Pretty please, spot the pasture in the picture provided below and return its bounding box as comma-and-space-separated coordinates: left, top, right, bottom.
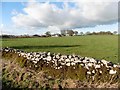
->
1, 35, 118, 63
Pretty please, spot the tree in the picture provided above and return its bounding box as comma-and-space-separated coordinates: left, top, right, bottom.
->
86, 31, 91, 35
33, 34, 40, 37
113, 31, 117, 35
61, 30, 66, 36
67, 30, 74, 36
74, 31, 78, 36
106, 31, 113, 35
45, 31, 51, 36
80, 32, 84, 35
92, 32, 97, 35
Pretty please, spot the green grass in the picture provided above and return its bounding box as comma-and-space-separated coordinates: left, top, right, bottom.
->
1, 35, 118, 63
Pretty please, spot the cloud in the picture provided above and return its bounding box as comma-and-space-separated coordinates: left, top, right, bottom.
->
47, 26, 61, 34
12, 13, 47, 28
59, 0, 119, 2
0, 24, 3, 35
11, 9, 18, 15
11, 0, 118, 32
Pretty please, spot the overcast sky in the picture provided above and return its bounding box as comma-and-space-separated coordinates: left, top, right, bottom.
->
1, 0, 119, 35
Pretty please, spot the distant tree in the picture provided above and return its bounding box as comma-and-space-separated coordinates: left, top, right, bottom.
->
113, 31, 117, 35
86, 31, 91, 35
74, 31, 78, 36
33, 34, 40, 37
67, 30, 74, 36
80, 32, 84, 35
92, 32, 97, 35
45, 31, 51, 36
106, 31, 113, 35
61, 30, 66, 36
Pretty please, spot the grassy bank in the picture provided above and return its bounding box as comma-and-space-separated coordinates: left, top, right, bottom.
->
2, 58, 119, 89
1, 49, 120, 89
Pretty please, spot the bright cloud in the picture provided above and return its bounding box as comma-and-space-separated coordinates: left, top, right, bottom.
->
11, 9, 18, 15
11, 0, 118, 31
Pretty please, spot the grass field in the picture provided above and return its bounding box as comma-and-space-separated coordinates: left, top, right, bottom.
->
1, 35, 119, 63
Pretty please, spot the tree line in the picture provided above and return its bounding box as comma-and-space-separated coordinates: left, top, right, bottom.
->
1, 30, 118, 38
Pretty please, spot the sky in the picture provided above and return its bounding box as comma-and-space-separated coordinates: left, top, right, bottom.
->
1, 0, 119, 35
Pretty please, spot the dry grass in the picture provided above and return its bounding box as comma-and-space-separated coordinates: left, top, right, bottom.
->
2, 57, 119, 89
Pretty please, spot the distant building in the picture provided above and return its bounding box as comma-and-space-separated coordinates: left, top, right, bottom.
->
51, 34, 62, 37
60, 30, 75, 36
